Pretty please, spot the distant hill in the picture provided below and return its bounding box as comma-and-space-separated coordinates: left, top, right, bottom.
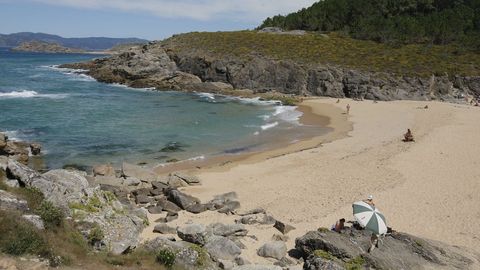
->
0, 32, 148, 51
12, 41, 86, 54
259, 0, 480, 48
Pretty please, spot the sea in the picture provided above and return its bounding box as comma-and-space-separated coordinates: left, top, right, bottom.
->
0, 48, 328, 169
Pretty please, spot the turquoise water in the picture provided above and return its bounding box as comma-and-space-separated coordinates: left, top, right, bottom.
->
0, 48, 327, 169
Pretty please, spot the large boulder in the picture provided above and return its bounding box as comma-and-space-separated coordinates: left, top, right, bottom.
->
172, 172, 201, 185
153, 223, 177, 234
157, 198, 182, 214
92, 164, 116, 177
296, 228, 478, 270
209, 223, 247, 237
204, 236, 242, 261
257, 241, 287, 260
29, 143, 42, 156
0, 190, 28, 211
177, 224, 207, 245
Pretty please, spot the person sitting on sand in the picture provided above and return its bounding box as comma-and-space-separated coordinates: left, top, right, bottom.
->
331, 218, 346, 233
404, 129, 415, 142
364, 195, 375, 207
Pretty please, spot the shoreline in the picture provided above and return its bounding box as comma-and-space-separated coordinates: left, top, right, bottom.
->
147, 98, 480, 263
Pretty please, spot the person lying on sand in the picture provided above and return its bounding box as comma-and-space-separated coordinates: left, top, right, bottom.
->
403, 129, 415, 142
331, 218, 346, 233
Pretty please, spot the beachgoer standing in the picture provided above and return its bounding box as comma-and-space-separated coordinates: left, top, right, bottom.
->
346, 104, 350, 114
368, 233, 379, 253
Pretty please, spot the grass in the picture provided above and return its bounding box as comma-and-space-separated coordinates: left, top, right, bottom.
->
345, 256, 366, 270
162, 31, 480, 77
156, 248, 176, 268
189, 244, 208, 267
313, 249, 335, 261
36, 200, 64, 229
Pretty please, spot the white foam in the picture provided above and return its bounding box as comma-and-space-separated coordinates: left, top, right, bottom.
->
3, 130, 20, 141
196, 92, 215, 100
261, 122, 279, 131
186, 155, 205, 161
272, 106, 303, 124
0, 90, 68, 99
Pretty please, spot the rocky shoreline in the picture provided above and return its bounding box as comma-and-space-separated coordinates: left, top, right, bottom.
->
1, 132, 479, 269
60, 34, 480, 102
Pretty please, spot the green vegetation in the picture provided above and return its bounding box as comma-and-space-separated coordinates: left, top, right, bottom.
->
69, 195, 104, 213
156, 248, 176, 267
36, 200, 64, 229
318, 227, 330, 233
190, 244, 208, 266
87, 226, 104, 246
260, 0, 480, 49
164, 31, 480, 77
313, 249, 335, 261
345, 256, 366, 270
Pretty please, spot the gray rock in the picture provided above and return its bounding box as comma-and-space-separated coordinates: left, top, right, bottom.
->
155, 212, 179, 223
204, 236, 242, 261
151, 180, 169, 190
235, 256, 251, 266
149, 188, 164, 196
209, 223, 247, 237
94, 176, 123, 187
218, 201, 240, 214
0, 189, 28, 211
235, 208, 266, 216
92, 164, 115, 177
22, 214, 44, 230
167, 175, 189, 188
122, 162, 157, 182
0, 133, 6, 149
123, 177, 141, 186
257, 241, 287, 260
186, 203, 208, 214
135, 194, 153, 204
303, 256, 344, 270
143, 235, 187, 251
147, 205, 163, 214
157, 198, 182, 214
153, 223, 177, 234
5, 179, 19, 188
173, 172, 201, 185
0, 156, 7, 171
237, 213, 276, 225
177, 224, 207, 245
232, 265, 282, 270
29, 143, 42, 155
274, 220, 295, 234
168, 189, 201, 210
272, 234, 289, 242
296, 228, 478, 270
219, 259, 234, 270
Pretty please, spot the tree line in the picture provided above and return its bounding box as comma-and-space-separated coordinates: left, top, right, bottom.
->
259, 0, 480, 48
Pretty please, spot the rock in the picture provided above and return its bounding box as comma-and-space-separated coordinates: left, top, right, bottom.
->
303, 256, 344, 270
272, 234, 289, 242
296, 228, 477, 270
94, 176, 123, 186
167, 189, 201, 210
219, 259, 234, 270
204, 236, 242, 261
166, 175, 189, 188
155, 212, 179, 223
218, 201, 240, 214
273, 257, 296, 268
22, 214, 45, 230
29, 143, 42, 155
0, 190, 28, 211
153, 223, 177, 234
151, 180, 169, 190
232, 265, 282, 270
172, 172, 201, 185
235, 256, 251, 266
236, 213, 276, 225
143, 236, 189, 251
157, 198, 182, 214
177, 224, 207, 245
147, 205, 163, 214
185, 203, 208, 214
235, 208, 266, 216
257, 241, 287, 260
135, 194, 153, 204
131, 188, 152, 196
42, 169, 90, 193
0, 133, 6, 149
4, 179, 19, 188
149, 188, 164, 196
0, 156, 7, 171
92, 164, 115, 177
122, 162, 157, 182
274, 220, 295, 234
123, 176, 141, 186
209, 223, 248, 237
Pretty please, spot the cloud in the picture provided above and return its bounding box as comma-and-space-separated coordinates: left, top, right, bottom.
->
29, 0, 317, 22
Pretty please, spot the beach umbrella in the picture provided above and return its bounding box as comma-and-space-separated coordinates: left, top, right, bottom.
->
352, 201, 387, 235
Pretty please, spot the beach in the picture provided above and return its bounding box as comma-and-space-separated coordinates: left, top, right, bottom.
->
143, 98, 480, 263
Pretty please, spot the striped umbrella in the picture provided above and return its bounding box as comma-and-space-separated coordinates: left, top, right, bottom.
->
352, 201, 387, 235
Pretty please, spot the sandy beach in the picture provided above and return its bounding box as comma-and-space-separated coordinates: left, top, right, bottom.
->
142, 98, 480, 264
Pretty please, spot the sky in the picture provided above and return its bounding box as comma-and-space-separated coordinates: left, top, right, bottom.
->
0, 0, 317, 40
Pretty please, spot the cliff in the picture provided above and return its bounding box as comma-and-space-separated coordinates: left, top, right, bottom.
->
12, 41, 86, 54
61, 31, 480, 101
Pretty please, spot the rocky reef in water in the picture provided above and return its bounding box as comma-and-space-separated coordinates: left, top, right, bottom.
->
60, 31, 480, 102
12, 41, 86, 54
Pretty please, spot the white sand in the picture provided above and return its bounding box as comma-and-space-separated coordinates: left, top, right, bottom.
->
144, 98, 480, 264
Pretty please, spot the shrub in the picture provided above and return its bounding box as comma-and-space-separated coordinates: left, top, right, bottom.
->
36, 200, 64, 229
156, 248, 176, 267
190, 244, 208, 266
87, 226, 104, 246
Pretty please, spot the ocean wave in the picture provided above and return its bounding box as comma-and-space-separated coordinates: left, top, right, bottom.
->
3, 130, 20, 141
261, 121, 279, 131
0, 90, 68, 99
272, 106, 303, 124
196, 92, 216, 100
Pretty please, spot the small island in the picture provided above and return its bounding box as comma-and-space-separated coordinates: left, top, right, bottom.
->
12, 40, 86, 53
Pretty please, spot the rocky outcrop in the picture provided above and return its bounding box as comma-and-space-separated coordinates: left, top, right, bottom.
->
61, 39, 480, 101
295, 227, 479, 269
12, 41, 86, 53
